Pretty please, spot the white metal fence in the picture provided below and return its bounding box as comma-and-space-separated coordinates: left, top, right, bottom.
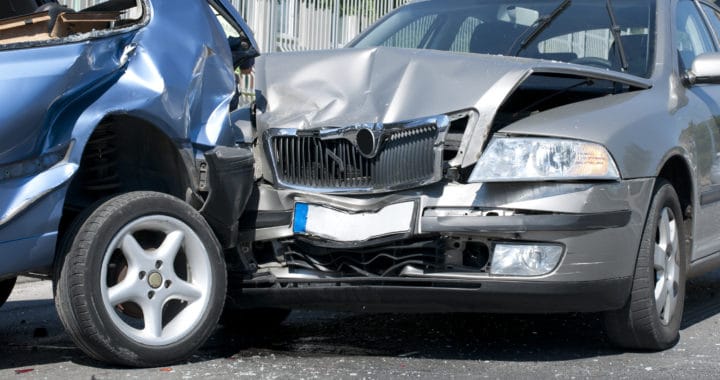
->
229, 0, 408, 52
228, 0, 408, 101
65, 0, 408, 53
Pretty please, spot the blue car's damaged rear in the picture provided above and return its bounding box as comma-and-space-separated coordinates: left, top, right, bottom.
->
0, 0, 258, 366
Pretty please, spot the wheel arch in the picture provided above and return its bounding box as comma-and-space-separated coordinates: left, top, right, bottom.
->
656, 154, 694, 221
655, 153, 695, 262
56, 114, 199, 264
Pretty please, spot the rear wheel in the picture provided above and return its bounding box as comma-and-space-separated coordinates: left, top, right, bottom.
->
55, 192, 226, 367
604, 180, 686, 350
0, 277, 17, 308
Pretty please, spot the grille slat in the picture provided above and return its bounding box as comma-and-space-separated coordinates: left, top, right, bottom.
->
271, 125, 439, 191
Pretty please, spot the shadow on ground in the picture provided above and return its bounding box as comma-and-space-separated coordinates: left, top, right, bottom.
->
210, 311, 616, 362
2, 270, 720, 370
207, 270, 720, 363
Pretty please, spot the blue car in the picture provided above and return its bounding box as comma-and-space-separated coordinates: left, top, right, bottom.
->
0, 0, 257, 366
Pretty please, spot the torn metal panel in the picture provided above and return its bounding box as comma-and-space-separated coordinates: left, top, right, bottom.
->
255, 47, 649, 129
0, 34, 135, 165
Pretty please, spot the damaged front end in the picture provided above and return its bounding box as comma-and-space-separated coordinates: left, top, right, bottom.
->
233, 45, 657, 313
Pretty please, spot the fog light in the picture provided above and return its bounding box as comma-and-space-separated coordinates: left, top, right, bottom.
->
490, 244, 564, 276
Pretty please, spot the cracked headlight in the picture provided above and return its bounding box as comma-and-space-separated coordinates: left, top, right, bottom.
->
468, 137, 620, 182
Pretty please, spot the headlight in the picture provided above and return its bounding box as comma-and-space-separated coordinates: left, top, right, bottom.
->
468, 137, 620, 182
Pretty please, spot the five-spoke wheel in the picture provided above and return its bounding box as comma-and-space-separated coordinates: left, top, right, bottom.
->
101, 216, 212, 346
55, 192, 226, 367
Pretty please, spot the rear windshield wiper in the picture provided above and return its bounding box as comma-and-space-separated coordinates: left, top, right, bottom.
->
606, 0, 629, 72
512, 0, 571, 55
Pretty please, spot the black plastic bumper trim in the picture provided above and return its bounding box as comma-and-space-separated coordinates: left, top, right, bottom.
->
201, 146, 254, 248
229, 276, 632, 314
421, 210, 631, 233
239, 210, 293, 230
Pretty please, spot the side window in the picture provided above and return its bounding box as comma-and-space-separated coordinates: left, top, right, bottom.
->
208, 4, 242, 39
207, 2, 257, 71
701, 3, 720, 41
381, 14, 438, 49
676, 0, 717, 70
0, 0, 144, 47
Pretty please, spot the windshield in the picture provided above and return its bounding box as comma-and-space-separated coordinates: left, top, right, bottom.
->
350, 0, 655, 78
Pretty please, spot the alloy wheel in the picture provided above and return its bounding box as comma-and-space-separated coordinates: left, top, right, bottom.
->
653, 207, 680, 325
100, 215, 212, 346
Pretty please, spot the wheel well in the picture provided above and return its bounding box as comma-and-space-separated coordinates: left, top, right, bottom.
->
658, 156, 693, 221
58, 115, 193, 247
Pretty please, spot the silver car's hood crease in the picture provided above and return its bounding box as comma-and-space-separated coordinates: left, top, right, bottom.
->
255, 47, 651, 168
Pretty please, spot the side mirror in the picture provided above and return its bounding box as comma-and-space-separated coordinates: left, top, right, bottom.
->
686, 52, 720, 86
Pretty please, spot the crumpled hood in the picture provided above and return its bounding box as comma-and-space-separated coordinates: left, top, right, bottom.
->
254, 46, 650, 131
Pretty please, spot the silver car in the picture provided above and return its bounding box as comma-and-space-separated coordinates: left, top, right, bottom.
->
230, 0, 720, 350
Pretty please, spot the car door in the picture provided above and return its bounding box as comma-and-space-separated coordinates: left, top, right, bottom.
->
679, 0, 720, 260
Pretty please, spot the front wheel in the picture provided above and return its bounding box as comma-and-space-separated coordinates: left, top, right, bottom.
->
55, 192, 226, 367
604, 179, 687, 350
0, 277, 17, 308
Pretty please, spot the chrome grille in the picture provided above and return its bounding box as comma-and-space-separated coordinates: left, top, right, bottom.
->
270, 125, 439, 192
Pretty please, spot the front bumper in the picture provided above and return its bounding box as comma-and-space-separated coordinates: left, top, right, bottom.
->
422, 210, 631, 233
245, 178, 655, 285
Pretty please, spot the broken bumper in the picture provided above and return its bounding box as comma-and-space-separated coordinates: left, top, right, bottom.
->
246, 178, 654, 285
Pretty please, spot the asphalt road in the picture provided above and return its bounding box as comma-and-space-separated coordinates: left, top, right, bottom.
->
2, 272, 720, 379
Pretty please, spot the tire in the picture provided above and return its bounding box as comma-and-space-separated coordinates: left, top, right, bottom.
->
220, 307, 291, 331
0, 277, 17, 308
54, 191, 226, 367
604, 179, 687, 350
53, 200, 108, 296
